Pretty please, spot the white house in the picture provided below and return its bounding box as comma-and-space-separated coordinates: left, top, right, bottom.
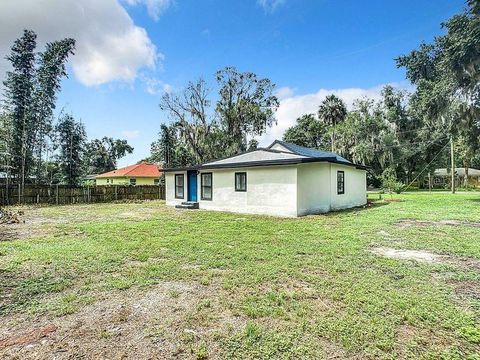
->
164, 140, 367, 217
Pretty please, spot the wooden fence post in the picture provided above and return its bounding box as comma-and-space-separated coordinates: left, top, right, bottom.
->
56, 184, 59, 205
115, 185, 118, 201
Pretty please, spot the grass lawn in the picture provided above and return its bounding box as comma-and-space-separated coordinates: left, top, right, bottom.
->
1, 192, 480, 359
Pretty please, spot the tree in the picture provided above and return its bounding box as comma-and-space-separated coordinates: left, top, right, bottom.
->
159, 79, 216, 164
84, 137, 134, 174
216, 67, 279, 154
2, 30, 37, 193
149, 124, 195, 167
55, 114, 86, 185
33, 38, 75, 182
157, 67, 279, 165
317, 95, 347, 152
2, 29, 75, 193
283, 114, 330, 149
396, 0, 480, 192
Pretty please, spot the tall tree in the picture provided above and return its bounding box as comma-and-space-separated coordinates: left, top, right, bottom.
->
149, 124, 195, 167
159, 79, 216, 163
2, 30, 37, 194
55, 114, 86, 186
2, 30, 75, 193
33, 38, 75, 182
283, 114, 330, 149
317, 94, 347, 152
84, 137, 134, 174
215, 67, 279, 154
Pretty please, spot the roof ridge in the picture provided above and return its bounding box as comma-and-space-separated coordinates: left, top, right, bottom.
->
124, 162, 143, 176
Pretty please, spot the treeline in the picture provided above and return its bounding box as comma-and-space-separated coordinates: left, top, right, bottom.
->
284, 1, 479, 188
151, 1, 480, 189
0, 30, 133, 193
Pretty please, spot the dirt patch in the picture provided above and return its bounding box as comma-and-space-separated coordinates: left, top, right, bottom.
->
371, 247, 480, 271
371, 247, 444, 263
451, 280, 480, 301
0, 281, 246, 360
0, 324, 57, 349
396, 219, 480, 228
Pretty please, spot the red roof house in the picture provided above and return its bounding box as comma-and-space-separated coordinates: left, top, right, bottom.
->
96, 162, 162, 185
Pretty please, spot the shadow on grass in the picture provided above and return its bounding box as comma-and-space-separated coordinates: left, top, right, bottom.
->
325, 200, 391, 217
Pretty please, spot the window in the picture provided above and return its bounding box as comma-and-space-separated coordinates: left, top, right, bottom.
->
130, 178, 137, 186
175, 174, 184, 199
201, 172, 212, 200
106, 179, 110, 184
337, 171, 345, 195
154, 178, 160, 185
235, 172, 247, 192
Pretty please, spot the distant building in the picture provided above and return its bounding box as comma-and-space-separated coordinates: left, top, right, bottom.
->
96, 162, 162, 186
431, 168, 480, 188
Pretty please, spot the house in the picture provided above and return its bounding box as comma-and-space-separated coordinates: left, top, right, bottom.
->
430, 168, 480, 188
96, 162, 162, 186
164, 140, 367, 217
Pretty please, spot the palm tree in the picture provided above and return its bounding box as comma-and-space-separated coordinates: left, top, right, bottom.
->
317, 94, 347, 152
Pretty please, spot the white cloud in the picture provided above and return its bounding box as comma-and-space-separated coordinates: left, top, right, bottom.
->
258, 84, 396, 146
140, 74, 172, 95
0, 0, 162, 86
125, 0, 174, 21
257, 0, 286, 13
122, 129, 140, 139
274, 86, 295, 100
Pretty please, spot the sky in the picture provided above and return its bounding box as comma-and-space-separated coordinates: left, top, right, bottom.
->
0, 0, 466, 167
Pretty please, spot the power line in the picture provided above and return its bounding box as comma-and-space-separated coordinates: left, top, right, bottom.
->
405, 141, 450, 190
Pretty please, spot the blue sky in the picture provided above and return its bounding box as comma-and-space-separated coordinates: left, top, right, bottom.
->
0, 0, 465, 167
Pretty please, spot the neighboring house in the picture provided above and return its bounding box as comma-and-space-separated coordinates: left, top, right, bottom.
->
430, 168, 480, 188
82, 174, 98, 186
164, 140, 367, 217
96, 162, 162, 186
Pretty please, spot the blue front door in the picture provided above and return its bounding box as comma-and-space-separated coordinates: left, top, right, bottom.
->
187, 171, 197, 202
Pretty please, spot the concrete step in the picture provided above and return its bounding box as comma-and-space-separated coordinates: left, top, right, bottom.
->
175, 202, 199, 209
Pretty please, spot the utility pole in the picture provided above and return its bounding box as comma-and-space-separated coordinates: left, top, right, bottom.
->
451, 137, 455, 194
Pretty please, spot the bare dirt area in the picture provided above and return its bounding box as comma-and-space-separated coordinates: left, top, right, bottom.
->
0, 281, 246, 360
396, 219, 480, 228
370, 247, 480, 271
371, 247, 444, 263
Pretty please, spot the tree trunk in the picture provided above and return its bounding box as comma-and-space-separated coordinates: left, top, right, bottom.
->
450, 137, 455, 194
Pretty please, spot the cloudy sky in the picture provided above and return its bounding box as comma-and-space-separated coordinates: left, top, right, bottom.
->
0, 0, 463, 166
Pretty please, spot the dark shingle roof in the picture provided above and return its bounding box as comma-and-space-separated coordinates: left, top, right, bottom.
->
269, 140, 351, 164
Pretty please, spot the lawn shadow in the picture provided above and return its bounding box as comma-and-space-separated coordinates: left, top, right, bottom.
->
325, 200, 390, 217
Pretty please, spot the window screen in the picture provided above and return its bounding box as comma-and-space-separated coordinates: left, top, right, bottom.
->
235, 172, 247, 192
201, 173, 212, 200
175, 174, 184, 198
337, 171, 345, 195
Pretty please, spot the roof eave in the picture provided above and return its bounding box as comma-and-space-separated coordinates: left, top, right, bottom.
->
163, 158, 367, 172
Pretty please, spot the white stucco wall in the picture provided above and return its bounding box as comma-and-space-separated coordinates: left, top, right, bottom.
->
329, 164, 367, 210
198, 166, 298, 217
165, 162, 367, 217
296, 163, 332, 216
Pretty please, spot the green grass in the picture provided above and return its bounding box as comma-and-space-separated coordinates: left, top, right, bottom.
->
1, 193, 480, 359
